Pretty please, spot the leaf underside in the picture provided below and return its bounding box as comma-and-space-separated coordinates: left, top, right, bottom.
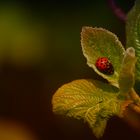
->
81, 27, 125, 87
52, 79, 123, 138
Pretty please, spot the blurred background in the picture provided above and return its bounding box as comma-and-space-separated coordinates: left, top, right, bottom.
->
0, 0, 139, 140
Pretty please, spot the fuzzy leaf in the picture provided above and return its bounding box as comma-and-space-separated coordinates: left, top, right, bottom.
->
119, 47, 136, 94
52, 79, 123, 138
126, 0, 140, 81
81, 27, 125, 87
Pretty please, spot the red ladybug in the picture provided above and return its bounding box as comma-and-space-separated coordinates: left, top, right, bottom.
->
95, 57, 114, 75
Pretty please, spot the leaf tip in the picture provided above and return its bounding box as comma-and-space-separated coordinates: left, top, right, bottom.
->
82, 26, 91, 32
81, 26, 91, 39
125, 47, 135, 58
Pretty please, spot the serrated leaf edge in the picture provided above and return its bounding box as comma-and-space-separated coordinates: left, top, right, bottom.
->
81, 26, 125, 88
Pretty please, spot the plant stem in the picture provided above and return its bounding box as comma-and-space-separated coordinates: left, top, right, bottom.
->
129, 104, 140, 114
122, 105, 140, 132
129, 88, 140, 106
126, 88, 140, 114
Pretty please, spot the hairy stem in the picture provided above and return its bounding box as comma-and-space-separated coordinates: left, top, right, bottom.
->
129, 103, 140, 114
122, 104, 140, 132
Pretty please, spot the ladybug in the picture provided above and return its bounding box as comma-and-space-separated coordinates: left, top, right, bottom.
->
95, 57, 114, 75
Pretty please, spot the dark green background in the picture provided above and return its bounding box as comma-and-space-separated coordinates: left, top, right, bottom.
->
0, 0, 139, 140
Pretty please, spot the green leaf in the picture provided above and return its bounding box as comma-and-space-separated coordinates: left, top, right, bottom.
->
52, 79, 123, 138
126, 0, 140, 81
119, 47, 136, 94
81, 27, 125, 87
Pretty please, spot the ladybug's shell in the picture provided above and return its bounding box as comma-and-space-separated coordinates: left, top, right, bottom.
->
95, 57, 114, 75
